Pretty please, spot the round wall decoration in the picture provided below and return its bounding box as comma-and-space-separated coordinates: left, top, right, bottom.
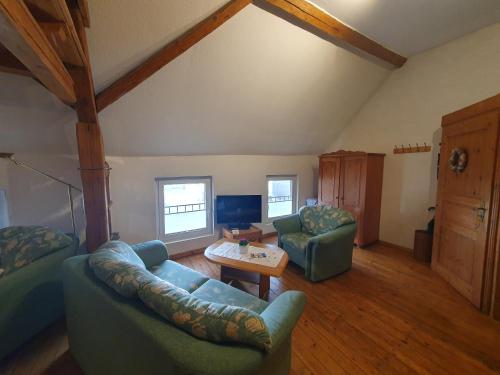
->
448, 148, 467, 173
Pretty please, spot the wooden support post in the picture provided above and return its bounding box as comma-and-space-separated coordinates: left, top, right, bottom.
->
75, 121, 109, 251
73, 67, 109, 250
70, 8, 109, 251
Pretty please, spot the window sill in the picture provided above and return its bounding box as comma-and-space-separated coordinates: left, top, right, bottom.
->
163, 233, 218, 258
162, 232, 215, 245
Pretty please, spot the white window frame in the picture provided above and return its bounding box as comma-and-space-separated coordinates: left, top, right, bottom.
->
265, 175, 298, 221
156, 176, 213, 243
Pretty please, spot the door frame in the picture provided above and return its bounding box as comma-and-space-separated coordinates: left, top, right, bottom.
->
489, 127, 500, 318
438, 94, 500, 315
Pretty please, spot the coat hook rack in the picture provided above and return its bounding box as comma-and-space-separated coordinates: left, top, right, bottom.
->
393, 142, 431, 154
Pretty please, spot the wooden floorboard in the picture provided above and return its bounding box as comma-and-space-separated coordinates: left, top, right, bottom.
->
1, 238, 499, 374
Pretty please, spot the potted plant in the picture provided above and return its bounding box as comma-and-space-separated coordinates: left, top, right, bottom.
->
239, 238, 249, 254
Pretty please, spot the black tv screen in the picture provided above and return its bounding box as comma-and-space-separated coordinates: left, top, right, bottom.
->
216, 195, 262, 227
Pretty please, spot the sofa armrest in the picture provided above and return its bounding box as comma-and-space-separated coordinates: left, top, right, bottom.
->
260, 291, 306, 354
131, 240, 168, 268
273, 215, 301, 237
305, 223, 357, 282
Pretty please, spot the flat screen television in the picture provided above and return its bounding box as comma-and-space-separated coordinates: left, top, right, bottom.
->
216, 195, 262, 229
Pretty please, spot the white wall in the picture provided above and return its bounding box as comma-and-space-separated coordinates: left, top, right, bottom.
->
0, 154, 86, 240
107, 155, 317, 255
328, 23, 500, 248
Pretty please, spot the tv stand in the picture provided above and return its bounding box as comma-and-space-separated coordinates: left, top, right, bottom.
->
229, 223, 251, 230
222, 225, 263, 242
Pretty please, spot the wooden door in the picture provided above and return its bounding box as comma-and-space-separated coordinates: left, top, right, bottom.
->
340, 155, 364, 214
319, 157, 341, 207
432, 112, 499, 308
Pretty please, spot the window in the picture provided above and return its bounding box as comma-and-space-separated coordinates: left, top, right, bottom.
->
266, 175, 297, 220
157, 177, 213, 242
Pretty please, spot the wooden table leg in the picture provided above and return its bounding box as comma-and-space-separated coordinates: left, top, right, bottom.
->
220, 265, 231, 284
259, 274, 270, 300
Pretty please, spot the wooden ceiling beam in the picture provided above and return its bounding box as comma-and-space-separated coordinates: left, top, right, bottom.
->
95, 0, 252, 113
253, 0, 407, 68
25, 0, 87, 66
76, 0, 90, 27
0, 0, 76, 104
66, 0, 90, 28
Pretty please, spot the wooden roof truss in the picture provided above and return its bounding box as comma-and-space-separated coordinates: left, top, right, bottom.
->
0, 0, 407, 250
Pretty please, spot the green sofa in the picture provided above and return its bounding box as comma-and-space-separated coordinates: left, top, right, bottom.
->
273, 206, 357, 282
0, 236, 78, 360
62, 240, 306, 375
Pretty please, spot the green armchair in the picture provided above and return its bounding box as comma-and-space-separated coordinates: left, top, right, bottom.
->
273, 206, 357, 282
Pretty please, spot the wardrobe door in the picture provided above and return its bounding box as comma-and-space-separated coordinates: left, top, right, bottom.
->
340, 155, 364, 214
319, 157, 341, 207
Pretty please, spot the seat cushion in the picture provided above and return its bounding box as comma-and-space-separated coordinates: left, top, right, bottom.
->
88, 241, 154, 298
138, 278, 272, 352
299, 206, 355, 235
150, 260, 209, 292
281, 232, 312, 251
0, 226, 73, 275
192, 279, 268, 313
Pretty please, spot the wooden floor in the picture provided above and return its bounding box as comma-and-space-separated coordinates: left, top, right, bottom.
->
1, 240, 500, 375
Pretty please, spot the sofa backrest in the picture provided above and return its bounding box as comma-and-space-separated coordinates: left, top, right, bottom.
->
87, 241, 163, 298
0, 226, 77, 276
299, 206, 355, 236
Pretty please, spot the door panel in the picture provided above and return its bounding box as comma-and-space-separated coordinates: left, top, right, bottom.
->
432, 112, 499, 308
341, 156, 364, 213
319, 157, 341, 207
439, 226, 475, 284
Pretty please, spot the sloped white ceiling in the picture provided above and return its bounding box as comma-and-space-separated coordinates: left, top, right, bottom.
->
309, 0, 500, 56
2, 1, 499, 156
90, 2, 390, 156
0, 73, 77, 154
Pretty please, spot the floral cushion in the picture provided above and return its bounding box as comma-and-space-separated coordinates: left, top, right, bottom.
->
88, 241, 154, 298
299, 206, 355, 236
0, 226, 73, 275
281, 232, 313, 251
139, 278, 272, 352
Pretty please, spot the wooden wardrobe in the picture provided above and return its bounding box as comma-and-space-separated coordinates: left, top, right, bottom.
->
318, 151, 385, 247
432, 93, 500, 318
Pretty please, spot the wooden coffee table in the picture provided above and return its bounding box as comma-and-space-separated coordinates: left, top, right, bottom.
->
204, 239, 288, 300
